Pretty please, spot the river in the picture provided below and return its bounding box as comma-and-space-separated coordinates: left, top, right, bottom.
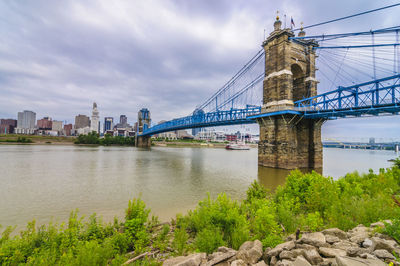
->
0, 145, 397, 230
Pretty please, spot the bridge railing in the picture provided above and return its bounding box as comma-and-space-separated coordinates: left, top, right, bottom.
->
294, 74, 400, 117
141, 106, 261, 136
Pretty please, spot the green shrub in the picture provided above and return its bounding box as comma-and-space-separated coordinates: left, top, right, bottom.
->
195, 227, 225, 254
173, 227, 189, 255
383, 219, 400, 242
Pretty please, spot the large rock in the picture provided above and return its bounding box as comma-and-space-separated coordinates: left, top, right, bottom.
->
361, 238, 372, 248
322, 228, 347, 240
230, 259, 246, 266
293, 256, 311, 266
332, 240, 358, 251
276, 260, 294, 266
163, 253, 206, 266
370, 222, 385, 228
237, 240, 263, 264
348, 225, 370, 244
335, 256, 386, 266
346, 247, 369, 257
372, 249, 396, 260
298, 232, 327, 247
205, 251, 236, 266
318, 247, 347, 258
302, 249, 323, 265
325, 234, 341, 244
279, 250, 295, 260
253, 261, 268, 266
320, 258, 338, 266
371, 237, 400, 255
267, 241, 296, 257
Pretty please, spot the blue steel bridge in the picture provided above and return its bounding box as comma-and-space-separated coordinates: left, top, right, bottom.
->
140, 6, 400, 137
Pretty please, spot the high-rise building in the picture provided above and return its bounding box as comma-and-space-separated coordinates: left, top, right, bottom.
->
63, 124, 73, 136
52, 121, 63, 132
120, 115, 127, 126
104, 117, 113, 133
0, 119, 17, 134
37, 117, 52, 130
15, 110, 36, 134
90, 102, 100, 133
17, 110, 36, 129
75, 114, 90, 129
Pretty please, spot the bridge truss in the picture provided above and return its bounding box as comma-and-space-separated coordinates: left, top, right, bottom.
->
141, 11, 400, 136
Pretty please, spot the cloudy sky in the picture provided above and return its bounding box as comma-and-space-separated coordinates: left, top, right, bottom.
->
0, 0, 399, 141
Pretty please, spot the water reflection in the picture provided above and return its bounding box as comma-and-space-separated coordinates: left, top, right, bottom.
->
257, 166, 322, 191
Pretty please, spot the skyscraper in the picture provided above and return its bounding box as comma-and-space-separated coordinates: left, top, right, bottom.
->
90, 102, 100, 133
104, 117, 113, 133
120, 115, 127, 126
74, 114, 90, 129
15, 110, 36, 134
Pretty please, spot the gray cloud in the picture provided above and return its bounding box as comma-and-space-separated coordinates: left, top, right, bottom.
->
0, 0, 399, 139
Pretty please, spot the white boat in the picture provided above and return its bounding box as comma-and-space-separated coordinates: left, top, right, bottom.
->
226, 143, 250, 150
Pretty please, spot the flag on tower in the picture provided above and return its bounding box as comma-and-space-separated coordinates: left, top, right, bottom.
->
291, 17, 295, 29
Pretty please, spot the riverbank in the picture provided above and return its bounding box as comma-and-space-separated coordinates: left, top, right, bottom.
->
0, 134, 75, 145
1, 159, 399, 265
153, 140, 257, 148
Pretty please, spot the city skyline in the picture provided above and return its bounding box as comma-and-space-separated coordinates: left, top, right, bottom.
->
0, 1, 400, 138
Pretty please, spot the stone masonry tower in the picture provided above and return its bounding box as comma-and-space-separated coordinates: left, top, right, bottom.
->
136, 108, 151, 148
257, 16, 323, 169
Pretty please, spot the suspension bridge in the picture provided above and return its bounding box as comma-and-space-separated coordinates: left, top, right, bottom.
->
136, 4, 400, 169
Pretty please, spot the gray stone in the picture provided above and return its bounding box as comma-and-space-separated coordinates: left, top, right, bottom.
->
253, 261, 268, 266
322, 228, 347, 240
267, 241, 296, 257
298, 232, 326, 247
372, 249, 396, 260
295, 244, 315, 250
270, 256, 278, 266
279, 250, 295, 260
293, 256, 311, 266
302, 249, 323, 265
332, 240, 358, 251
237, 240, 263, 264
335, 255, 386, 266
230, 259, 246, 266
370, 222, 385, 228
346, 247, 368, 257
318, 247, 347, 258
290, 249, 305, 257
320, 258, 338, 266
348, 225, 370, 244
359, 253, 376, 259
276, 259, 294, 266
163, 253, 206, 266
217, 246, 236, 253
361, 238, 372, 248
326, 234, 341, 244
205, 251, 236, 266
371, 236, 399, 255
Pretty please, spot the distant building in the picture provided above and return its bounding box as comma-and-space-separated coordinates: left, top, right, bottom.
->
226, 134, 237, 142
0, 119, 17, 134
63, 124, 73, 136
37, 117, 53, 130
176, 130, 193, 139
15, 110, 36, 134
90, 102, 100, 133
104, 117, 113, 133
369, 137, 376, 144
195, 130, 225, 142
120, 115, 128, 126
52, 120, 63, 132
75, 114, 90, 129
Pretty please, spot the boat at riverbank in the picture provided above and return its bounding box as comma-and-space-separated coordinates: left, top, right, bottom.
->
225, 143, 250, 150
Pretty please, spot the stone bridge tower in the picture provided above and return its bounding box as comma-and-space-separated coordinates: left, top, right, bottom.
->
136, 108, 151, 148
257, 16, 323, 169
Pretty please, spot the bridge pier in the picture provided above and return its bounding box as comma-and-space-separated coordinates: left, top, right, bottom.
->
257, 16, 323, 170
257, 116, 323, 169
135, 108, 152, 148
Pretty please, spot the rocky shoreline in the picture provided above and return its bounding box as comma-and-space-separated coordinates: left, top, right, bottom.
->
161, 221, 399, 266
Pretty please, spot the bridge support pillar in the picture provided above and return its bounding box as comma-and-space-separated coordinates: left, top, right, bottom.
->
136, 135, 151, 148
257, 116, 323, 169
135, 108, 152, 148
257, 16, 323, 170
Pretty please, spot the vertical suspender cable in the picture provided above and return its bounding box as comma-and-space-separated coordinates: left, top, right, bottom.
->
397, 30, 400, 74
372, 31, 376, 79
